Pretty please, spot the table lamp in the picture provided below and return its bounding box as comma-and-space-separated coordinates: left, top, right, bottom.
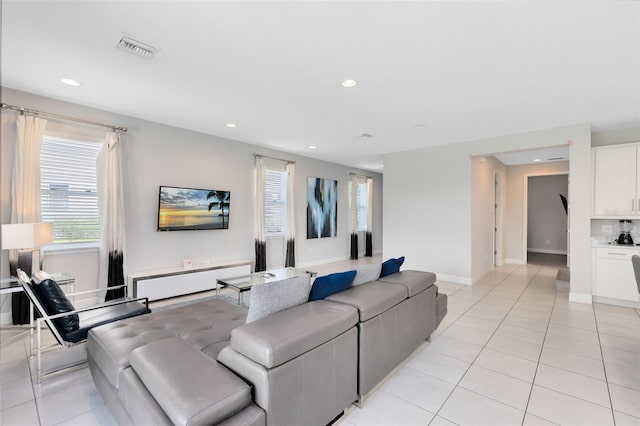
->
1, 223, 53, 275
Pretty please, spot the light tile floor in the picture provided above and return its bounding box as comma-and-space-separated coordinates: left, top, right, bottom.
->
1, 261, 639, 425
340, 263, 640, 426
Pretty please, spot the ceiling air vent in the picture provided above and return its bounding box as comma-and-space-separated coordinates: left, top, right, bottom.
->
116, 36, 158, 59
548, 157, 564, 161
357, 133, 374, 139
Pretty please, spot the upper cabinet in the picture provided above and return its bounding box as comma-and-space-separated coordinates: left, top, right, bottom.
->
592, 143, 640, 217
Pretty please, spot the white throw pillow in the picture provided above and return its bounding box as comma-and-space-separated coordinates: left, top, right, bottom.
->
246, 275, 311, 323
352, 263, 382, 286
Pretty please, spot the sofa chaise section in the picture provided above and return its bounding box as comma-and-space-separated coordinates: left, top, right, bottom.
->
87, 299, 254, 425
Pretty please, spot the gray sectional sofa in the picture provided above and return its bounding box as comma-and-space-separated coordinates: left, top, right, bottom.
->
87, 266, 447, 426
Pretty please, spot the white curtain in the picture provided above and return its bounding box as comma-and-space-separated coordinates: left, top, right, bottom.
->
254, 156, 267, 271
348, 175, 359, 260
365, 177, 373, 257
284, 162, 296, 267
97, 131, 126, 301
10, 115, 47, 323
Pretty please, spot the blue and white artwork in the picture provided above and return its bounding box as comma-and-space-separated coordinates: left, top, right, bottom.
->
307, 177, 337, 239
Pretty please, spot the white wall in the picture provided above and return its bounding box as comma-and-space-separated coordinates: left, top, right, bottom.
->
384, 124, 591, 299
1, 87, 383, 322
471, 155, 506, 281
504, 161, 570, 263
527, 174, 568, 254
592, 126, 640, 147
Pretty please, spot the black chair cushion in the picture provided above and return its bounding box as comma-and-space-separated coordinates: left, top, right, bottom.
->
63, 300, 150, 343
34, 279, 79, 335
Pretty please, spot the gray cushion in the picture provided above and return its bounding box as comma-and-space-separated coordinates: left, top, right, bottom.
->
130, 337, 251, 426
377, 270, 437, 297
88, 298, 247, 389
325, 282, 407, 322
246, 275, 311, 323
230, 301, 358, 368
352, 263, 382, 286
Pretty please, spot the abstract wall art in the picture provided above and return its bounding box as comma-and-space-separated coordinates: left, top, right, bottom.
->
307, 177, 337, 239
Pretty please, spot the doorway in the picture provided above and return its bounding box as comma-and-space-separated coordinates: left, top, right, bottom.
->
525, 173, 569, 267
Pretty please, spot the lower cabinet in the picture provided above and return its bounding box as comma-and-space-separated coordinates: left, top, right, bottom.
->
592, 247, 640, 303
129, 262, 251, 301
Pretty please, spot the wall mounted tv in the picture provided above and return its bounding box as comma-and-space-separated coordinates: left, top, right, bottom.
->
158, 186, 230, 231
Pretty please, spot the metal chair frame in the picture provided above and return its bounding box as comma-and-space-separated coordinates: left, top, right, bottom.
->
19, 277, 149, 383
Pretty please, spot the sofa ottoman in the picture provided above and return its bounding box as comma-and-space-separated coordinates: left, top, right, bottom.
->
129, 337, 263, 426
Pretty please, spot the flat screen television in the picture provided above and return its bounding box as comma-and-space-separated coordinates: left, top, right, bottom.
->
157, 185, 230, 231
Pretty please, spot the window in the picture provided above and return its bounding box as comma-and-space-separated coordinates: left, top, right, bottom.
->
264, 169, 287, 235
40, 136, 102, 243
356, 182, 368, 232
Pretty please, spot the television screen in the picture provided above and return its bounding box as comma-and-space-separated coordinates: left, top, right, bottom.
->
158, 186, 230, 231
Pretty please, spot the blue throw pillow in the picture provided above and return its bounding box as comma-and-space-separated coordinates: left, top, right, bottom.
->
380, 256, 405, 278
308, 270, 357, 301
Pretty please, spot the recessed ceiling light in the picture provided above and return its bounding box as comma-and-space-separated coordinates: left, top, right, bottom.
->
226, 123, 237, 128
61, 78, 80, 87
533, 158, 541, 162
341, 79, 357, 88
308, 145, 317, 150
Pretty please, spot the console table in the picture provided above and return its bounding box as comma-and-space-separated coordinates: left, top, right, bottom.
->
128, 260, 252, 301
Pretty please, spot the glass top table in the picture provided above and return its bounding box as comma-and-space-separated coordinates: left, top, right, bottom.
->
0, 272, 75, 295
216, 267, 316, 304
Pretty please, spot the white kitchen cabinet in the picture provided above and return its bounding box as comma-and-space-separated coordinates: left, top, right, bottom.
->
592, 247, 640, 303
592, 144, 640, 217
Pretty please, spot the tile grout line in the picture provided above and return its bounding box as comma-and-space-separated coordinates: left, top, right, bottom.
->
593, 304, 618, 425
23, 336, 43, 426
428, 264, 547, 425
518, 270, 560, 426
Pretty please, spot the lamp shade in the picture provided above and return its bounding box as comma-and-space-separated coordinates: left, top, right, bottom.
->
1, 223, 53, 250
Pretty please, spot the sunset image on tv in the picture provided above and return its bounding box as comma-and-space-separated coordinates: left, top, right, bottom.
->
158, 186, 230, 231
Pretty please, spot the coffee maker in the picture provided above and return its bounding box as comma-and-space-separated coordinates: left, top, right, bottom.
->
616, 220, 634, 245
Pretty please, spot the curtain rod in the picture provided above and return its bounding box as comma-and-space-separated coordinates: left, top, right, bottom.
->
350, 172, 372, 179
1, 103, 128, 133
253, 153, 295, 164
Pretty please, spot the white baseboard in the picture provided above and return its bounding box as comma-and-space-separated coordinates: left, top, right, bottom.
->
298, 255, 350, 269
436, 273, 471, 286
472, 268, 492, 284
505, 258, 526, 265
569, 292, 592, 304
528, 249, 568, 255
592, 296, 640, 309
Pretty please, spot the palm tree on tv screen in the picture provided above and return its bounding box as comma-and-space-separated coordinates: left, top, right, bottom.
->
207, 190, 230, 227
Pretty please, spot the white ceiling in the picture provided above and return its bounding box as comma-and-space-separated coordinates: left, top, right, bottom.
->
2, 1, 639, 172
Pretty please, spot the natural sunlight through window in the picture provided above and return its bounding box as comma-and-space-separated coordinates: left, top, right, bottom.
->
40, 136, 102, 243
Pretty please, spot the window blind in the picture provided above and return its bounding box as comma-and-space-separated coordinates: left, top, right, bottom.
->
356, 182, 368, 231
265, 169, 287, 235
40, 136, 102, 243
